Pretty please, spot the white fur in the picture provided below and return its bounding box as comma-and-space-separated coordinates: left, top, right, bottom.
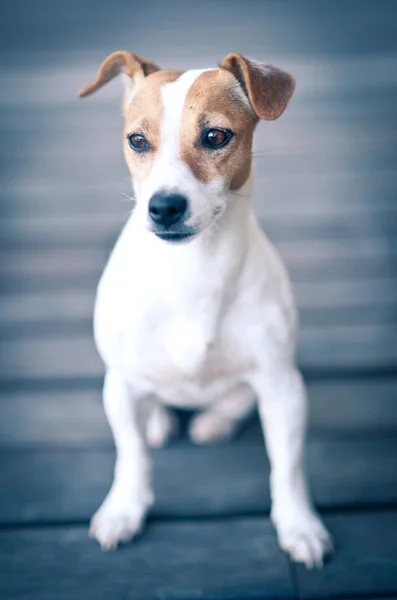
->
90, 69, 332, 567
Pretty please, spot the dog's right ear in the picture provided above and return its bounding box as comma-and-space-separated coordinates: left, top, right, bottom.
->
220, 53, 295, 121
77, 51, 160, 111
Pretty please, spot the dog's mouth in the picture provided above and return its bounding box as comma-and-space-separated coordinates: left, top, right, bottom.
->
154, 231, 196, 243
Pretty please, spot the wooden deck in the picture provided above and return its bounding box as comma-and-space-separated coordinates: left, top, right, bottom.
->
1, 1, 397, 598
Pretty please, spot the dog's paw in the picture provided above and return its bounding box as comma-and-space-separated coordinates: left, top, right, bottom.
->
89, 491, 152, 550
146, 405, 178, 448
189, 411, 236, 444
273, 508, 333, 569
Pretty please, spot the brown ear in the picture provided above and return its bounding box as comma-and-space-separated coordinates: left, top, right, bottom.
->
220, 53, 295, 121
77, 50, 160, 98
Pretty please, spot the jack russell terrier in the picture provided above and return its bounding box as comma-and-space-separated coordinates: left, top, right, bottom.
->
78, 51, 333, 568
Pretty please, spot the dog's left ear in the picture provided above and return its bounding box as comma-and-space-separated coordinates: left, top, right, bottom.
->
220, 53, 295, 121
77, 51, 160, 110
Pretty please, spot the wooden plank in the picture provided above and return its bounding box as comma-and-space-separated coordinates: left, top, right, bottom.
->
1, 238, 396, 280
0, 518, 294, 600
1, 202, 397, 247
0, 289, 96, 326
1, 280, 396, 333
1, 304, 396, 339
301, 305, 397, 328
1, 322, 397, 383
297, 323, 397, 370
296, 511, 397, 599
0, 248, 108, 280
1, 16, 396, 88
295, 278, 397, 310
1, 259, 395, 292
1, 81, 395, 128
2, 163, 397, 219
0, 335, 103, 380
0, 388, 108, 447
1, 194, 396, 248
308, 378, 397, 434
1, 437, 397, 524
3, 96, 393, 239
3, 130, 396, 185
0, 240, 395, 294
2, 156, 396, 214
2, 91, 396, 129
1, 379, 397, 448
0, 214, 124, 248
1, 512, 397, 600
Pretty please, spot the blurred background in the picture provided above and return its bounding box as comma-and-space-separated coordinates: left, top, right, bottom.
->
1, 1, 397, 597
1, 0, 396, 383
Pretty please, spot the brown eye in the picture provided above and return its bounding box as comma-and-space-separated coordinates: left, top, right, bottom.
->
201, 128, 233, 150
128, 133, 150, 152
207, 130, 226, 145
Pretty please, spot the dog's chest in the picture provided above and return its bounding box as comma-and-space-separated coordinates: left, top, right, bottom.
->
94, 225, 258, 405
96, 281, 248, 405
136, 308, 245, 401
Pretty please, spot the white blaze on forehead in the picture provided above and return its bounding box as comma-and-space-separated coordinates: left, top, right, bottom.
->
160, 69, 213, 159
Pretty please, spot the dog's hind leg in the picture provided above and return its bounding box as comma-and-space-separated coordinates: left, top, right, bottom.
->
188, 384, 256, 444
145, 403, 179, 448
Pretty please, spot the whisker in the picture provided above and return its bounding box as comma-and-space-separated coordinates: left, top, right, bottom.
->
123, 208, 135, 220
104, 182, 137, 204
252, 147, 273, 154
251, 150, 277, 159
119, 191, 137, 203
208, 211, 224, 232
229, 191, 251, 199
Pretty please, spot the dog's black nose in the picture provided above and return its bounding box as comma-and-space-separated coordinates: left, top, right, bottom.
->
148, 193, 188, 228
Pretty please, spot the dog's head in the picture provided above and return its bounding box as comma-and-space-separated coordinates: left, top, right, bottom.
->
78, 52, 295, 243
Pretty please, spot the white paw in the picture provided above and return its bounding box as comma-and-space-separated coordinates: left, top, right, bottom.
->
146, 405, 178, 448
189, 412, 237, 444
273, 508, 333, 569
89, 490, 152, 550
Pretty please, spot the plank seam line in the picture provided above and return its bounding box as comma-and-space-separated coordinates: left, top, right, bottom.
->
288, 557, 300, 600
1, 368, 397, 393
2, 504, 397, 531
298, 593, 397, 600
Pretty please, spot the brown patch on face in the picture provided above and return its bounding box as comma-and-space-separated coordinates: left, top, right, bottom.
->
180, 69, 256, 191
123, 69, 183, 181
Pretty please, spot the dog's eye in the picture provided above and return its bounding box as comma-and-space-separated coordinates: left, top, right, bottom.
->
201, 128, 233, 150
128, 133, 150, 153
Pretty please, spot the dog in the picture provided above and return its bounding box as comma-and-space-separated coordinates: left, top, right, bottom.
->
78, 51, 333, 568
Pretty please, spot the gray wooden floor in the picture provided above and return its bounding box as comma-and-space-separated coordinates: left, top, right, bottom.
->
1, 1, 397, 598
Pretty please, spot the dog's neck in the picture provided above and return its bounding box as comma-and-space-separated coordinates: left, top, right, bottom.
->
120, 172, 257, 318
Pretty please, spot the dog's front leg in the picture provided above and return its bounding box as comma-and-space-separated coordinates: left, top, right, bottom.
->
89, 370, 153, 550
251, 365, 333, 568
